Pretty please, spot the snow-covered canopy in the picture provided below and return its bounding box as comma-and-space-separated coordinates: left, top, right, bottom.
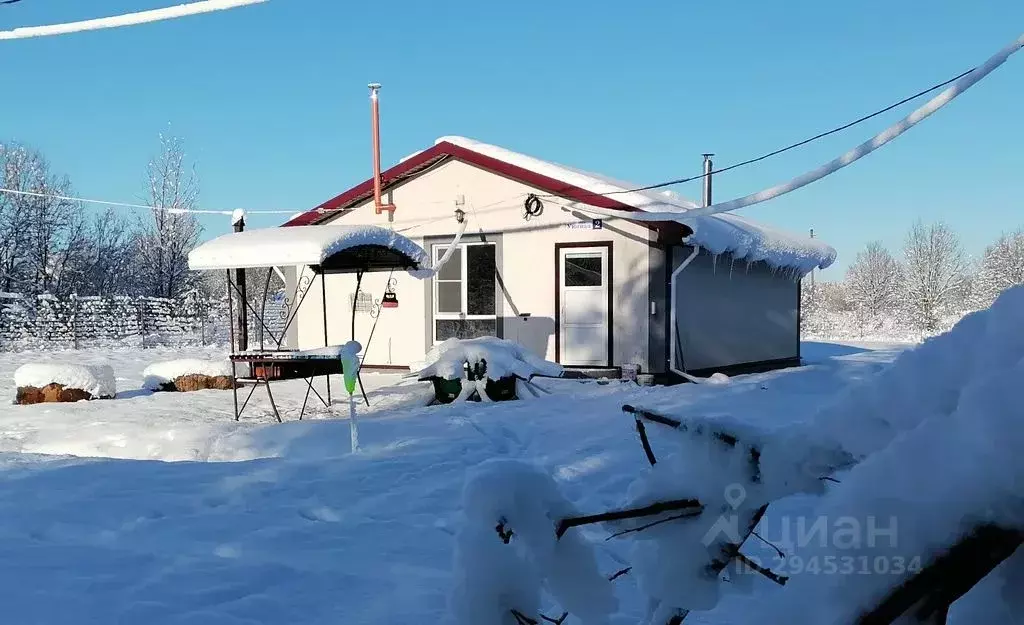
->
188, 224, 430, 273
437, 136, 836, 274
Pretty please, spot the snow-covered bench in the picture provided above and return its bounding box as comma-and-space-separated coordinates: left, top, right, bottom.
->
415, 337, 563, 404
143, 359, 235, 392
14, 363, 116, 404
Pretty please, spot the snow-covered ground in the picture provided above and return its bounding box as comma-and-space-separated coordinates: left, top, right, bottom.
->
0, 339, 999, 624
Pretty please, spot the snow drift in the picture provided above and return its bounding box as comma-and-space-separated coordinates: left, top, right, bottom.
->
762, 284, 1024, 624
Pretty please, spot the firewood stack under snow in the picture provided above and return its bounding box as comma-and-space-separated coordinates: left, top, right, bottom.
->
14, 363, 116, 404
142, 359, 236, 392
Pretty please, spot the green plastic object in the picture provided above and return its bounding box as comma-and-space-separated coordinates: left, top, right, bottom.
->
339, 341, 362, 396
432, 377, 463, 404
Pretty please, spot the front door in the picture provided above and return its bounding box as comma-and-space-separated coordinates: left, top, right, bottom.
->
558, 245, 610, 366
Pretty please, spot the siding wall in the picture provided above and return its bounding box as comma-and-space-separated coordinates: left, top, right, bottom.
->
670, 246, 800, 371
290, 159, 655, 370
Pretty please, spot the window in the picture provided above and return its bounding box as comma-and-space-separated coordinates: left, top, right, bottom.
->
432, 242, 497, 342
565, 255, 603, 287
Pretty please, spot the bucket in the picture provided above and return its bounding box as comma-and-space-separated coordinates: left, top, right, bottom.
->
621, 363, 640, 382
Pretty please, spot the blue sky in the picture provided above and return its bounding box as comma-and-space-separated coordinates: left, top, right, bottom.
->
2, 0, 1021, 277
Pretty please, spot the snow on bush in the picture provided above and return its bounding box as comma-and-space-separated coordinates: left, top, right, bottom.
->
142, 358, 233, 390
449, 459, 615, 625
13, 362, 116, 398
603, 412, 851, 616
417, 337, 563, 382
762, 285, 1024, 624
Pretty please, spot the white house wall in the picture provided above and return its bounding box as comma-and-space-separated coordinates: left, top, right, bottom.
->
292, 159, 653, 370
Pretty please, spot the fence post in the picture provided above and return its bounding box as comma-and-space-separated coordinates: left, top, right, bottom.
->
139, 299, 146, 349
71, 293, 79, 350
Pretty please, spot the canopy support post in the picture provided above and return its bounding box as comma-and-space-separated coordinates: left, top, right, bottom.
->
227, 269, 240, 421
233, 217, 248, 352
351, 269, 370, 407
322, 272, 331, 405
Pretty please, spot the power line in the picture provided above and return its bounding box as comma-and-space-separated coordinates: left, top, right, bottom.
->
533, 65, 977, 203
0, 187, 297, 215
0, 185, 527, 222
580, 32, 1024, 223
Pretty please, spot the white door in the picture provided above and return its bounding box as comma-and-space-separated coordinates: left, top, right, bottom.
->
559, 246, 610, 366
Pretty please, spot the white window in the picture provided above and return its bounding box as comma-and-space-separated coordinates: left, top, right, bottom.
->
432, 242, 497, 342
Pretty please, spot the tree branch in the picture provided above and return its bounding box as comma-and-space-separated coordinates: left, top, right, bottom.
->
556, 498, 704, 539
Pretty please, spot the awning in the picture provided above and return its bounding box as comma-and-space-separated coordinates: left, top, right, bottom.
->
188, 224, 430, 274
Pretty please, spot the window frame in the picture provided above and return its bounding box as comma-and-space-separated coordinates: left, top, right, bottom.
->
431, 241, 497, 343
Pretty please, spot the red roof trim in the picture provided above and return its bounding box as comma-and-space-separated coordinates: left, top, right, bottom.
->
283, 140, 651, 227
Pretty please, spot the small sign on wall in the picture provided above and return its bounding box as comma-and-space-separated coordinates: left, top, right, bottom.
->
565, 219, 603, 230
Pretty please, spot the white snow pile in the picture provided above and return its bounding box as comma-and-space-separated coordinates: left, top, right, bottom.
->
13, 363, 116, 398
761, 285, 1024, 624
680, 371, 732, 385
187, 224, 430, 273
142, 358, 233, 390
436, 136, 835, 274
416, 337, 563, 382
449, 459, 616, 625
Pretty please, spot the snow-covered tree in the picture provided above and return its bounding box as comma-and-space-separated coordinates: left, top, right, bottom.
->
136, 133, 203, 299
975, 228, 1024, 307
902, 220, 968, 333
844, 241, 904, 330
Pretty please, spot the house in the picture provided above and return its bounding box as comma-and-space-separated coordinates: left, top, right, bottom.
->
281, 136, 835, 379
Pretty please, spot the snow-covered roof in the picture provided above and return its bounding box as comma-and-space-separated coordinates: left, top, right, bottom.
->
188, 224, 430, 272
438, 136, 836, 274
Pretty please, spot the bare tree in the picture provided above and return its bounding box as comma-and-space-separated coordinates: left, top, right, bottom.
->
59, 209, 141, 296
136, 133, 202, 299
902, 220, 968, 332
0, 142, 81, 295
845, 241, 904, 329
974, 228, 1024, 307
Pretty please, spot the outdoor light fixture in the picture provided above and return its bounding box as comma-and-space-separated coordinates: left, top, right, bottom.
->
454, 208, 465, 223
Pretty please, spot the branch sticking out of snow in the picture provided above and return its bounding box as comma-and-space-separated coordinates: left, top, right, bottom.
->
0, 0, 267, 40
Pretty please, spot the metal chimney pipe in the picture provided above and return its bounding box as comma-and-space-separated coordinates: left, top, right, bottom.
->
702, 153, 714, 208
369, 83, 383, 215
368, 83, 396, 218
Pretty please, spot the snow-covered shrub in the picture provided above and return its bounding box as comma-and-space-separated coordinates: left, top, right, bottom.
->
448, 286, 1024, 623
450, 459, 615, 625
